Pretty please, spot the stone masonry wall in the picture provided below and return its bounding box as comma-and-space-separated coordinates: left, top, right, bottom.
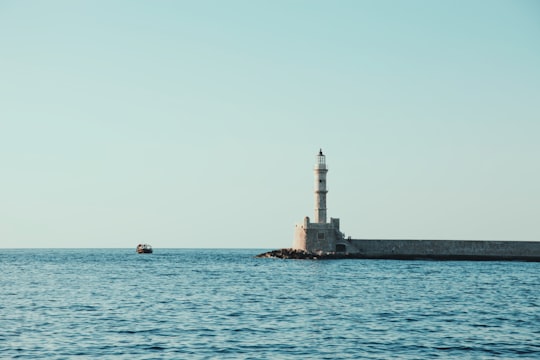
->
348, 239, 540, 260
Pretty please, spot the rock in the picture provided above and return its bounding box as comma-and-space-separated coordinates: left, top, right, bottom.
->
255, 248, 350, 260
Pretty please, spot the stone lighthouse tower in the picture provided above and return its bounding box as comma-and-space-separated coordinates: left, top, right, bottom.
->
314, 149, 328, 223
293, 149, 344, 253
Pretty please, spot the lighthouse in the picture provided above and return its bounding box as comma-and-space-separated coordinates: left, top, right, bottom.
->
314, 149, 328, 223
293, 149, 344, 253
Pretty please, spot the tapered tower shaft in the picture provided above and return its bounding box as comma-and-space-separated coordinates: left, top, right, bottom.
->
314, 149, 328, 223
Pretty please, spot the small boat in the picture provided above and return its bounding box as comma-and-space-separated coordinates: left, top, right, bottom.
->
136, 244, 153, 254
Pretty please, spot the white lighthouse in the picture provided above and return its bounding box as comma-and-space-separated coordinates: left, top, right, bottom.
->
293, 149, 345, 253
314, 149, 328, 223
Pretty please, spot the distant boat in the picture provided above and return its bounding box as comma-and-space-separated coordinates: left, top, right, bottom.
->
136, 244, 153, 254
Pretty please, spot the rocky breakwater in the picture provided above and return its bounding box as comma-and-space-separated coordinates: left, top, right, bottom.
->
256, 248, 357, 260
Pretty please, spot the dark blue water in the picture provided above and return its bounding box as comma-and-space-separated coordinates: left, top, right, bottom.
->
1, 249, 539, 359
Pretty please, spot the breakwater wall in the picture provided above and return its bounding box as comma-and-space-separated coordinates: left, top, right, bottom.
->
346, 239, 540, 261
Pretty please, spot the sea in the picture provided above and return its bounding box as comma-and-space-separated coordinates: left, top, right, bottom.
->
1, 249, 539, 359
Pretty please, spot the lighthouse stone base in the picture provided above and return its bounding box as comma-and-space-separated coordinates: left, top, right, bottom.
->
293, 216, 345, 253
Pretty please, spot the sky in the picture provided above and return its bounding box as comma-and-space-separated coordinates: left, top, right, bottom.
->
1, 1, 539, 248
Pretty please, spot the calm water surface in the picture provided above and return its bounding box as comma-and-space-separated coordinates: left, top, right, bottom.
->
1, 249, 539, 359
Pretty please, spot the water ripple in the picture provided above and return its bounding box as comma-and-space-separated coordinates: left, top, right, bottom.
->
1, 249, 538, 359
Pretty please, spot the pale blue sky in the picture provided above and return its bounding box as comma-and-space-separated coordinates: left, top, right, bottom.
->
1, 1, 539, 248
